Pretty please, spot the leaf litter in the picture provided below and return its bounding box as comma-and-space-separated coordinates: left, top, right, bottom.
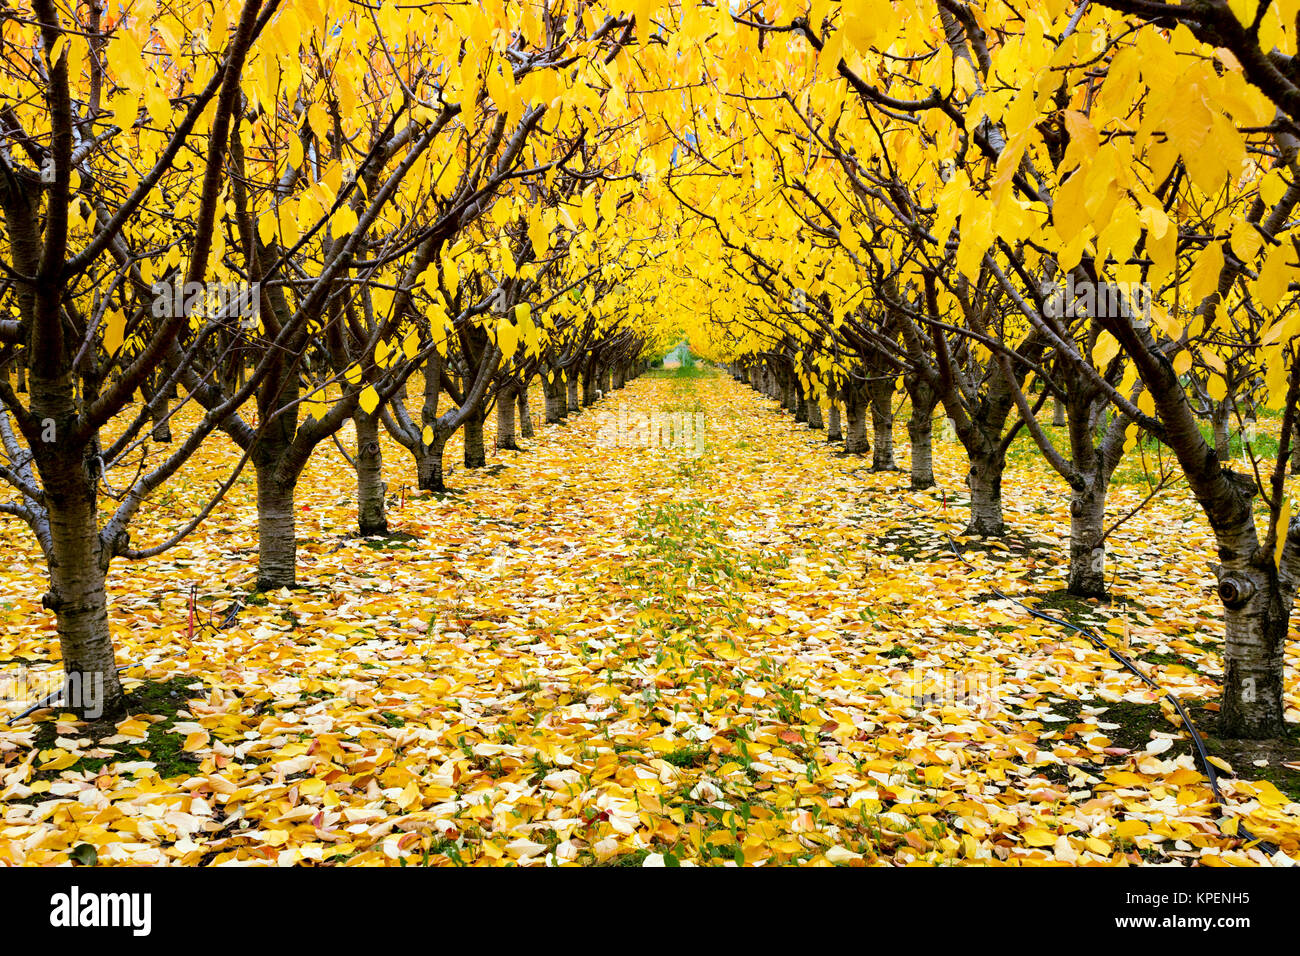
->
1, 371, 1298, 866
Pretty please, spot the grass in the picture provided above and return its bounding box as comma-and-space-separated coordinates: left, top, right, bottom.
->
24, 675, 203, 795
661, 746, 711, 768
359, 530, 421, 550
989, 400, 1279, 488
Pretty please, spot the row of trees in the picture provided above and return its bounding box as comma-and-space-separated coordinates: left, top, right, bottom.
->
3, 0, 1299, 742
665, 1, 1300, 739
0, 0, 681, 719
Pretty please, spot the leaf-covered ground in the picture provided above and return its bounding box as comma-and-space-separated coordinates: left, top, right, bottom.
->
2, 369, 1298, 866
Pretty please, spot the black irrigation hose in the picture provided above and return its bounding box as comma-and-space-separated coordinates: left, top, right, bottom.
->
937, 529, 1279, 858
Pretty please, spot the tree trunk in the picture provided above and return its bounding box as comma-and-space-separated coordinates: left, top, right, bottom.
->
150, 397, 172, 443
544, 374, 567, 423
497, 384, 519, 450
144, 371, 172, 443
256, 473, 297, 590
781, 371, 796, 413
827, 399, 843, 442
1218, 563, 1288, 738
355, 410, 387, 536
464, 410, 486, 468
907, 407, 934, 490
807, 396, 824, 430
843, 383, 869, 454
965, 452, 1006, 536
1212, 398, 1231, 460
566, 373, 581, 413
1203, 503, 1293, 737
1067, 479, 1107, 597
417, 433, 448, 492
518, 383, 535, 439
869, 379, 897, 471
1052, 397, 1066, 427
1107, 316, 1291, 737
43, 461, 126, 719
794, 378, 808, 423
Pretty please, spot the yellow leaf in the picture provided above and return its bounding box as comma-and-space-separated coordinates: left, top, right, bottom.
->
496, 318, 519, 359
359, 385, 380, 415
1275, 499, 1291, 569
1114, 819, 1148, 839
102, 310, 126, 355
1022, 828, 1056, 847
116, 718, 149, 739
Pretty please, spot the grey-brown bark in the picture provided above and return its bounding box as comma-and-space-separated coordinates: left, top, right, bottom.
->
807, 394, 824, 430
965, 451, 1005, 536
517, 380, 535, 439
906, 407, 935, 489
869, 377, 898, 471
464, 409, 486, 468
143, 369, 172, 443
544, 371, 567, 422
1211, 397, 1232, 460
497, 383, 520, 450
582, 362, 601, 406
1067, 479, 1107, 596
566, 371, 581, 413
826, 397, 843, 442
417, 432, 449, 492
255, 471, 297, 590
355, 409, 387, 536
843, 381, 869, 454
1062, 391, 1128, 597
